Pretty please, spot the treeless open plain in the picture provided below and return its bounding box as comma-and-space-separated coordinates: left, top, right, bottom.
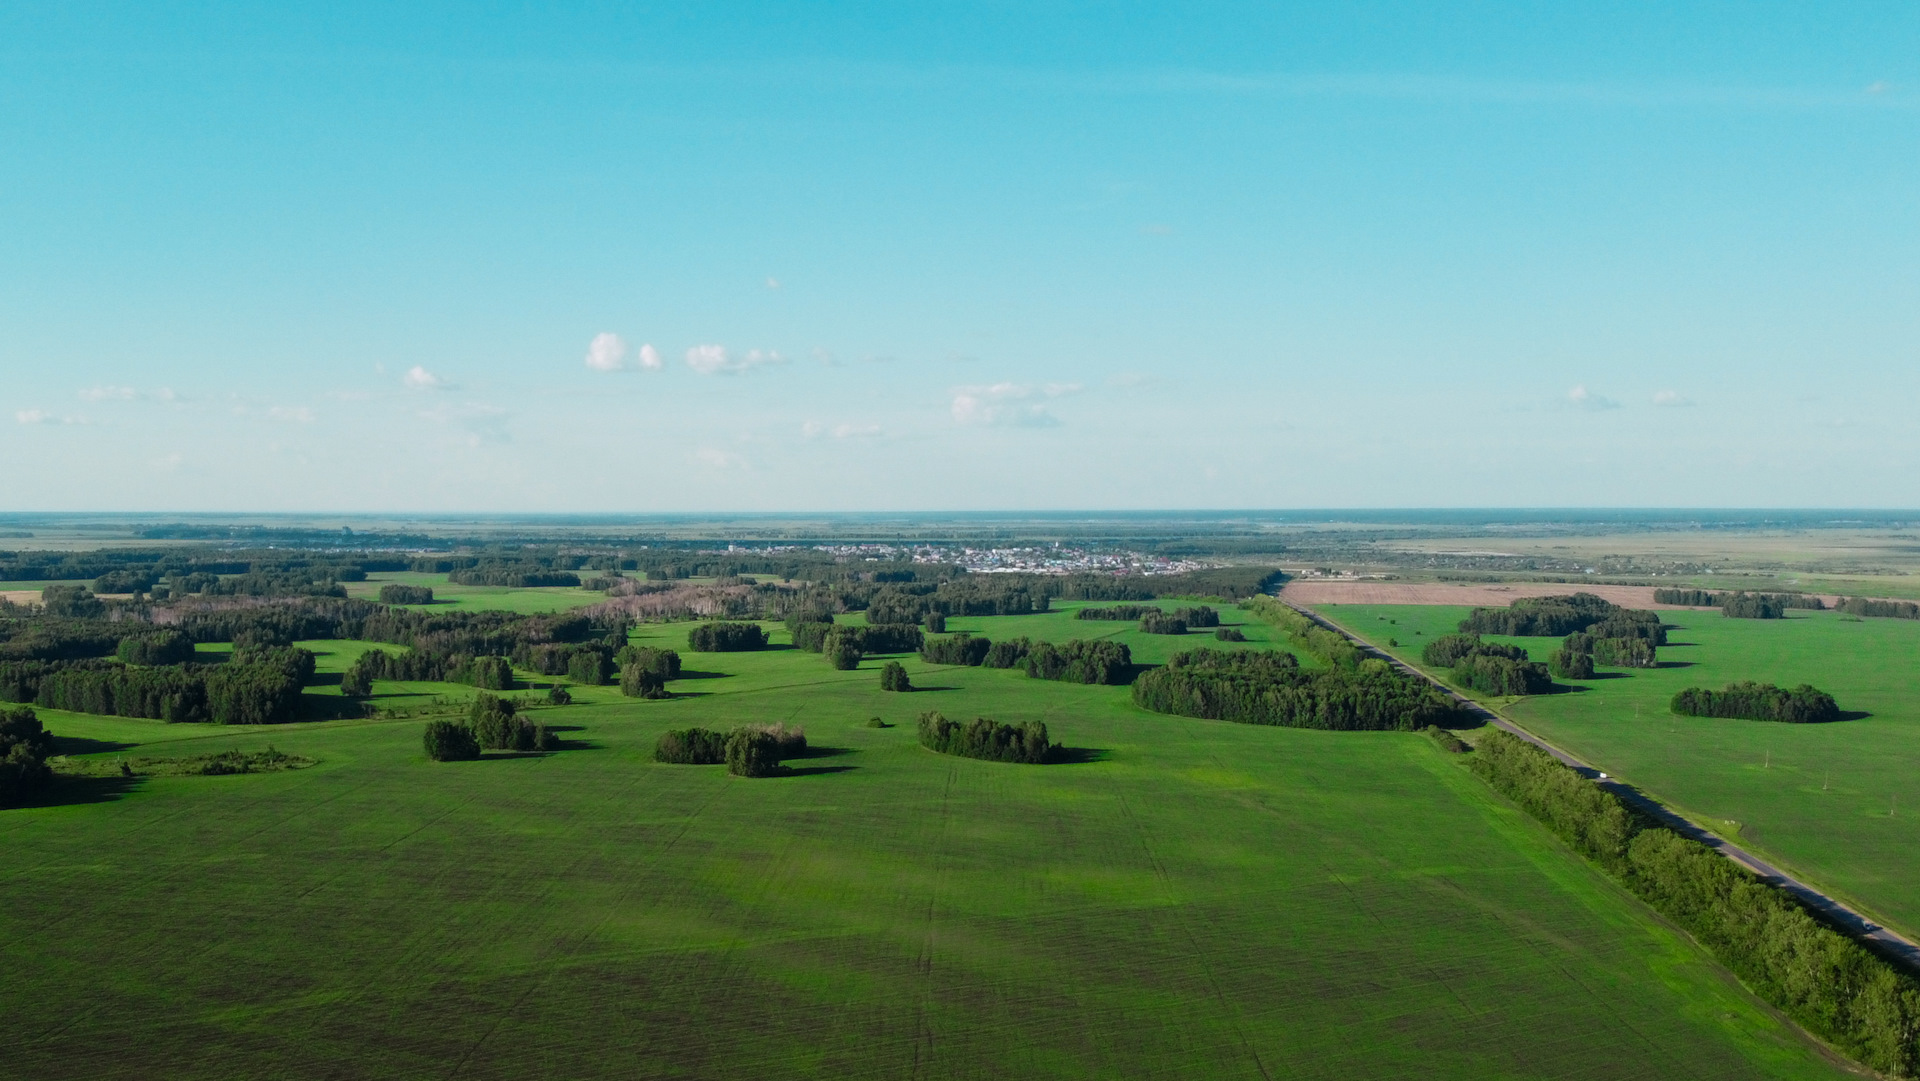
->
1281, 581, 1704, 608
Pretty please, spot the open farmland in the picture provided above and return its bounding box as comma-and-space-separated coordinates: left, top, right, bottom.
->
0, 613, 1854, 1080
1321, 600, 1920, 945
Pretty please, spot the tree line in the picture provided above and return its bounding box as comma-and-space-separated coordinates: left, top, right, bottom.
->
917, 711, 1055, 764
1468, 728, 1919, 1078
653, 723, 806, 777
1838, 597, 1920, 620
378, 584, 435, 605
1671, 682, 1840, 724
916, 634, 1131, 685
0, 647, 315, 724
687, 622, 769, 652
1654, 588, 1825, 614
1131, 647, 1466, 731
447, 564, 583, 588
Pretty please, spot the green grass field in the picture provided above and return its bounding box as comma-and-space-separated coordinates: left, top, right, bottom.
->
345, 571, 606, 614
0, 613, 1858, 1079
1322, 601, 1920, 943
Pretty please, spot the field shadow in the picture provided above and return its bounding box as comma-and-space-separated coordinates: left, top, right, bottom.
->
1050, 746, 1110, 765
673, 669, 733, 681
782, 764, 857, 777
793, 745, 855, 759
662, 690, 714, 699
905, 684, 961, 693
309, 672, 344, 686
1836, 710, 1873, 723
300, 694, 373, 722
19, 773, 144, 808
51, 735, 138, 755
1655, 660, 1698, 669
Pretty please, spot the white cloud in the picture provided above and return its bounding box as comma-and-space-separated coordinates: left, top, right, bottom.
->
804, 420, 882, 439
686, 345, 787, 375
268, 406, 316, 423
766, 277, 782, 290
694, 447, 747, 469
79, 385, 136, 401
15, 409, 50, 424
584, 332, 628, 371
404, 365, 451, 390
1567, 384, 1620, 411
1866, 81, 1892, 95
1651, 389, 1696, 407
950, 382, 1077, 428
637, 343, 662, 370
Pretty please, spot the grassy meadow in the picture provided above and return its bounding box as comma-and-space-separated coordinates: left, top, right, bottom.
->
0, 606, 1861, 1079
1322, 601, 1920, 941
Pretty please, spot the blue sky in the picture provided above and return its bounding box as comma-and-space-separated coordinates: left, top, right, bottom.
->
2, 2, 1915, 511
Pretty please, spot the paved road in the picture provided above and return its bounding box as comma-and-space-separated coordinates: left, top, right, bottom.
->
1282, 597, 1920, 973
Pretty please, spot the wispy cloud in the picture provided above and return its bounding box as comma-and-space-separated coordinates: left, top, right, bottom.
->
15, 408, 85, 425
1567, 384, 1620, 411
686, 345, 787, 375
268, 406, 316, 423
1651, 389, 1696, 408
950, 382, 1081, 428
803, 420, 883, 439
78, 385, 136, 402
404, 365, 452, 391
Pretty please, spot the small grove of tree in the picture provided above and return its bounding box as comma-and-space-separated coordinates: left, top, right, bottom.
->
924, 611, 946, 633
378, 584, 435, 605
547, 685, 572, 705
982, 637, 1031, 668
1133, 647, 1466, 731
880, 661, 912, 691
115, 629, 196, 666
1720, 593, 1786, 620
1425, 725, 1469, 753
1214, 627, 1246, 642
1548, 648, 1595, 679
450, 655, 515, 690
1671, 682, 1840, 724
1421, 634, 1528, 668
1449, 653, 1553, 696
920, 633, 992, 666
620, 666, 669, 699
824, 631, 863, 671
616, 646, 682, 680
423, 719, 481, 761
1024, 640, 1132, 685
1459, 593, 1637, 637
1837, 596, 1920, 620
1173, 606, 1220, 628
916, 711, 1054, 764
447, 564, 582, 588
0, 705, 55, 806
1077, 605, 1154, 621
687, 622, 769, 652
656, 727, 728, 764
566, 651, 613, 685
470, 692, 555, 751
1655, 588, 1826, 611
1469, 729, 1920, 1078
655, 723, 805, 775
1139, 612, 1187, 635
794, 622, 924, 656
0, 649, 313, 724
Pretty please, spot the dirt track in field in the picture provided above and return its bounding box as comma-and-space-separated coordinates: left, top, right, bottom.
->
1279, 581, 1703, 609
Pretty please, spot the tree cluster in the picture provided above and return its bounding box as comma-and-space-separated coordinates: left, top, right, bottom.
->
1655, 588, 1825, 611
114, 629, 197, 666
470, 692, 556, 750
1837, 597, 1920, 620
1449, 652, 1553, 696
1458, 592, 1644, 637
920, 633, 992, 666
1133, 648, 1465, 731
1468, 729, 1919, 1078
880, 661, 912, 691
378, 584, 435, 605
1671, 682, 1840, 724
0, 648, 313, 725
0, 706, 54, 806
1076, 605, 1154, 621
1173, 606, 1220, 628
1421, 633, 1527, 668
447, 564, 583, 588
655, 724, 805, 776
1139, 612, 1188, 635
1024, 639, 1132, 684
917, 711, 1054, 764
687, 622, 769, 652
423, 720, 480, 761
1240, 597, 1362, 669
1213, 627, 1246, 642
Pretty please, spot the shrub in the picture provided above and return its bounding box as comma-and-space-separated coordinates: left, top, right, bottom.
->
917, 711, 1054, 764
115, 629, 196, 666
920, 633, 991, 666
1214, 627, 1246, 642
880, 661, 912, 692
726, 729, 783, 777
546, 685, 572, 706
687, 622, 769, 652
423, 720, 480, 761
656, 727, 727, 764
1425, 725, 1469, 753
1139, 612, 1187, 635
1671, 682, 1840, 724
378, 584, 435, 605
620, 666, 668, 699
866, 716, 889, 728
341, 665, 373, 697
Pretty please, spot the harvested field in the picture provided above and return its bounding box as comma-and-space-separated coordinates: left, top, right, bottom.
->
1282, 581, 1686, 608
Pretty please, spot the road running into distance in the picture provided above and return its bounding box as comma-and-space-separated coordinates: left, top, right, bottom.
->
1281, 596, 1920, 974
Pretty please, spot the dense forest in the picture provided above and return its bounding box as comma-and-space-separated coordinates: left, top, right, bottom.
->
1671, 682, 1841, 724
1132, 647, 1464, 731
